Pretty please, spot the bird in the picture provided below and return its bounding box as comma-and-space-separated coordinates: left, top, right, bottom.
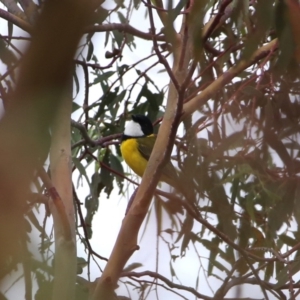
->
120, 114, 181, 189
120, 114, 200, 219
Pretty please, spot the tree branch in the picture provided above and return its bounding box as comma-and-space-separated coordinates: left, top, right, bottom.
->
202, 0, 233, 42
182, 38, 278, 119
123, 270, 265, 300
0, 8, 31, 32
0, 1, 94, 299
85, 23, 165, 41
121, 270, 211, 300
71, 120, 121, 148
0, 0, 27, 21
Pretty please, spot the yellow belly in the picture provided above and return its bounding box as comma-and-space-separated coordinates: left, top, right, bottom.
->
120, 138, 148, 177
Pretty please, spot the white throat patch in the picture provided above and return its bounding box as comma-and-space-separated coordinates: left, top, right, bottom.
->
124, 120, 144, 136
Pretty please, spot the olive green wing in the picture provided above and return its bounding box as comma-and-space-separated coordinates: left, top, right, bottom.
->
137, 135, 156, 161
138, 135, 194, 201
138, 134, 180, 185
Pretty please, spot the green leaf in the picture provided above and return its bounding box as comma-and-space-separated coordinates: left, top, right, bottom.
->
123, 263, 143, 272
230, 178, 239, 205
72, 101, 81, 113
113, 30, 123, 48
117, 11, 127, 24
236, 257, 249, 276
95, 7, 109, 24
100, 150, 114, 197
92, 71, 115, 86
77, 257, 88, 274
209, 173, 237, 240
265, 261, 274, 282
177, 215, 193, 254
275, 259, 300, 288
73, 157, 90, 185
109, 153, 124, 193
24, 218, 32, 233
95, 88, 119, 118
169, 261, 176, 277
0, 39, 17, 67
35, 278, 53, 300
133, 0, 140, 9
207, 237, 220, 276
170, 0, 187, 22
73, 71, 80, 97
279, 234, 297, 247
275, 1, 295, 71
210, 130, 245, 161
7, 21, 13, 43
245, 194, 256, 222
242, 86, 264, 98
87, 41, 94, 61
84, 173, 102, 239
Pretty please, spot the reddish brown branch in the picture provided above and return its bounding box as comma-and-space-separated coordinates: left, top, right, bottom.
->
202, 0, 233, 42
0, 8, 32, 32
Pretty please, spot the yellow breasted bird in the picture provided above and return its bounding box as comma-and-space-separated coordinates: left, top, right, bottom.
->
120, 114, 181, 189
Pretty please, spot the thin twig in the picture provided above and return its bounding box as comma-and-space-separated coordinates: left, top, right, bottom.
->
81, 62, 89, 129
86, 23, 165, 41
146, 0, 180, 91
121, 270, 265, 300
73, 186, 108, 262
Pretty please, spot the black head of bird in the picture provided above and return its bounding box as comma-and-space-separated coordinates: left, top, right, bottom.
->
122, 114, 153, 140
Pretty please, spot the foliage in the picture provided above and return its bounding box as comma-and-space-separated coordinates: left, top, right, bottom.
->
1, 0, 300, 299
